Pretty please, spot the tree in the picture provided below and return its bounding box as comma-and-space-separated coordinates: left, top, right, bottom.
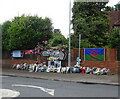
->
115, 2, 120, 10
2, 21, 11, 50
48, 30, 67, 47
107, 28, 120, 48
6, 15, 53, 50
71, 2, 110, 48
0, 24, 1, 32
104, 6, 117, 11
105, 2, 120, 11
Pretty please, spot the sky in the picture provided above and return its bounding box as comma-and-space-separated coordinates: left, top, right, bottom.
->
0, 0, 119, 38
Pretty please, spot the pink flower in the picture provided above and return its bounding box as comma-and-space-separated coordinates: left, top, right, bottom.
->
38, 46, 41, 48
62, 49, 64, 51
44, 41, 47, 44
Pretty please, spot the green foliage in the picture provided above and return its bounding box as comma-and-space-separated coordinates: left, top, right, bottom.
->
2, 21, 11, 50
70, 33, 78, 49
81, 39, 97, 48
2, 15, 53, 51
108, 28, 120, 48
115, 3, 120, 10
70, 34, 98, 48
0, 24, 2, 33
104, 6, 117, 11
71, 2, 110, 48
48, 32, 67, 47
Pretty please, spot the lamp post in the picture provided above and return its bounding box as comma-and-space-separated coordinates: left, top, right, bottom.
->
68, 0, 71, 69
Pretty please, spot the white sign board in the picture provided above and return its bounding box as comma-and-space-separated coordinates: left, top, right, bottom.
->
12, 50, 22, 57
42, 50, 65, 60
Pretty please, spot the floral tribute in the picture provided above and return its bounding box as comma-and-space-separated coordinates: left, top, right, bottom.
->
34, 41, 68, 56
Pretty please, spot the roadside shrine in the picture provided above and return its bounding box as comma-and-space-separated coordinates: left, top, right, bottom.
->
12, 49, 110, 75
41, 49, 66, 73
11, 42, 111, 75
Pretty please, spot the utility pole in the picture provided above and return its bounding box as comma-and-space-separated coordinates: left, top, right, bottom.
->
78, 34, 81, 66
68, 0, 71, 69
78, 34, 81, 58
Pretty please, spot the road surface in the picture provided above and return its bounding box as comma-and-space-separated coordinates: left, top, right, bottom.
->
1, 75, 118, 97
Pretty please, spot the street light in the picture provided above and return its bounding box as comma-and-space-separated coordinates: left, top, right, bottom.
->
68, 0, 71, 69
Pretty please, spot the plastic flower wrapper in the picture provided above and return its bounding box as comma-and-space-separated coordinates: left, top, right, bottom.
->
48, 57, 55, 61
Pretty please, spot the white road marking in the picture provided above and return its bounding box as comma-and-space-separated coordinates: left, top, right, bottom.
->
0, 89, 20, 98
12, 84, 55, 96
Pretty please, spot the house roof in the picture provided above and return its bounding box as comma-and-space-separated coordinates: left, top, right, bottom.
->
107, 9, 120, 27
114, 19, 120, 26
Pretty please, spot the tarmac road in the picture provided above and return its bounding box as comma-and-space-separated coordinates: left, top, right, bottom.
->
1, 75, 118, 97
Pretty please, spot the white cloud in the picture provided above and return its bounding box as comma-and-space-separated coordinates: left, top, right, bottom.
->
107, 0, 119, 6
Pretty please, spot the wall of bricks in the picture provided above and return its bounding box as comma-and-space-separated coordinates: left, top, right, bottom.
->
68, 48, 120, 74
2, 58, 36, 69
1, 48, 120, 74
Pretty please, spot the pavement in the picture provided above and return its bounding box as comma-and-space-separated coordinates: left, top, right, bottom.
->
0, 89, 20, 98
1, 68, 120, 86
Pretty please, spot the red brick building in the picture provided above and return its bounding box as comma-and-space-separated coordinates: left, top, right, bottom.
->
107, 2, 120, 29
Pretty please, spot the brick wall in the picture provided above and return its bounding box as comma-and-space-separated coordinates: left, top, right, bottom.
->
2, 51, 37, 69
2, 58, 36, 69
68, 48, 120, 74
1, 48, 120, 74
